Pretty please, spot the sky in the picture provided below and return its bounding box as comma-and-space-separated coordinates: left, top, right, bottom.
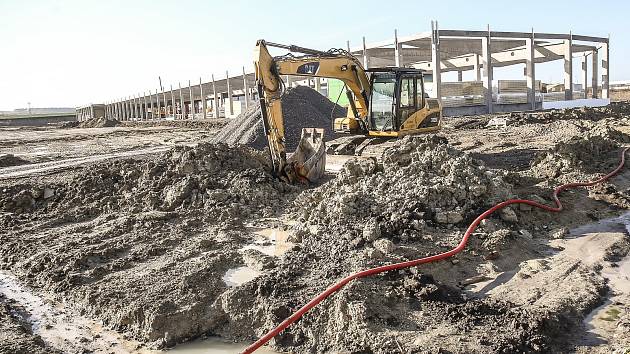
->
0, 0, 627, 110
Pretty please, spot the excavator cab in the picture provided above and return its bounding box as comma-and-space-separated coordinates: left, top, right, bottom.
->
334, 68, 441, 136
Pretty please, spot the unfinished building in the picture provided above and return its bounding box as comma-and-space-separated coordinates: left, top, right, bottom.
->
80, 24, 610, 121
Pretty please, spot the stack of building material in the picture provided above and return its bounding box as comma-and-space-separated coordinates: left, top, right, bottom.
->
440, 81, 485, 107
496, 80, 541, 104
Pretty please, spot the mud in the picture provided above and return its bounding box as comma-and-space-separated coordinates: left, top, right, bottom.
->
212, 86, 346, 150
0, 143, 302, 348
1, 101, 630, 353
0, 293, 57, 354
0, 153, 30, 168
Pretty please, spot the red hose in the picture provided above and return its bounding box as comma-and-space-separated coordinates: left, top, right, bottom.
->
242, 147, 630, 354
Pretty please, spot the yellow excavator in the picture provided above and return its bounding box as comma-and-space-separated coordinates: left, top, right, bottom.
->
254, 40, 442, 184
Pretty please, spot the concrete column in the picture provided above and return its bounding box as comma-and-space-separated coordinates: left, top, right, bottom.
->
136, 96, 141, 119
212, 74, 219, 118
315, 78, 321, 94
431, 21, 442, 100
131, 96, 136, 119
242, 67, 249, 109
394, 29, 402, 67
346, 40, 351, 53
482, 25, 493, 113
285, 75, 292, 88
602, 39, 609, 99
170, 85, 175, 118
177, 83, 183, 119
200, 77, 207, 119
123, 98, 128, 121
582, 53, 588, 99
162, 89, 167, 118
592, 50, 599, 99
148, 90, 153, 119
188, 80, 194, 119
362, 36, 369, 69
526, 29, 537, 110
136, 96, 140, 120
143, 93, 148, 120
473, 54, 481, 81
156, 89, 161, 119
564, 33, 573, 101
226, 71, 233, 117
457, 71, 463, 82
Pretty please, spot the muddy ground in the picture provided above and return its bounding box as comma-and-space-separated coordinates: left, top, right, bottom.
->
1, 102, 630, 354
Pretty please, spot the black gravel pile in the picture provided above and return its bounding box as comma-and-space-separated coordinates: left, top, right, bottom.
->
212, 86, 346, 150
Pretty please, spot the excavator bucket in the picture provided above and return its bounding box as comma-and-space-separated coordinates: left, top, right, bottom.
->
288, 128, 326, 183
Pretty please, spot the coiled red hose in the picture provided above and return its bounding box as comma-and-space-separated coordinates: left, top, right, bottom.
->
242, 147, 630, 354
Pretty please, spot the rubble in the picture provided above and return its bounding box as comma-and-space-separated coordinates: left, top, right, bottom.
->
530, 127, 630, 180
296, 135, 513, 230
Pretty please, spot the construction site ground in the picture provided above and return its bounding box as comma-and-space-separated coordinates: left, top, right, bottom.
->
1, 103, 630, 354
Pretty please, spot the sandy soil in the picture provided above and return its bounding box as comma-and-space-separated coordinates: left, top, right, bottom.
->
1, 103, 630, 353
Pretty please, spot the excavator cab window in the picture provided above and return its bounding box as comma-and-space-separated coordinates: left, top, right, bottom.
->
369, 73, 396, 131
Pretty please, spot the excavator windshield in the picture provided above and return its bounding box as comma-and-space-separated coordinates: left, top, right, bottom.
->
369, 73, 396, 131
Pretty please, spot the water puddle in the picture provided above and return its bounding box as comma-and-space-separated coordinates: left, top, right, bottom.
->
242, 226, 293, 257
579, 212, 630, 346
221, 221, 295, 288
0, 271, 151, 353
0, 271, 279, 353
222, 266, 261, 287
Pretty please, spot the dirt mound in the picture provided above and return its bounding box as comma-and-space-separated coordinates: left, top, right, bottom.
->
120, 119, 228, 129
450, 103, 630, 130
0, 143, 304, 348
0, 154, 30, 168
212, 86, 346, 150
531, 126, 630, 179
0, 143, 296, 221
298, 135, 512, 229
77, 117, 120, 128
207, 137, 556, 353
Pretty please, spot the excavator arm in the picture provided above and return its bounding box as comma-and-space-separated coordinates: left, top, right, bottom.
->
254, 40, 370, 183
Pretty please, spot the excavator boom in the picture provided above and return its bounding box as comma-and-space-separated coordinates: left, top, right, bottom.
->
254, 40, 370, 183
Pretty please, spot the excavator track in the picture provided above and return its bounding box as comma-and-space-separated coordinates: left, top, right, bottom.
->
358, 139, 398, 160
326, 135, 396, 160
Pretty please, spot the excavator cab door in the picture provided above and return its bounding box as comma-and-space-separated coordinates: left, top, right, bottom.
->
368, 73, 397, 132
397, 75, 417, 127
